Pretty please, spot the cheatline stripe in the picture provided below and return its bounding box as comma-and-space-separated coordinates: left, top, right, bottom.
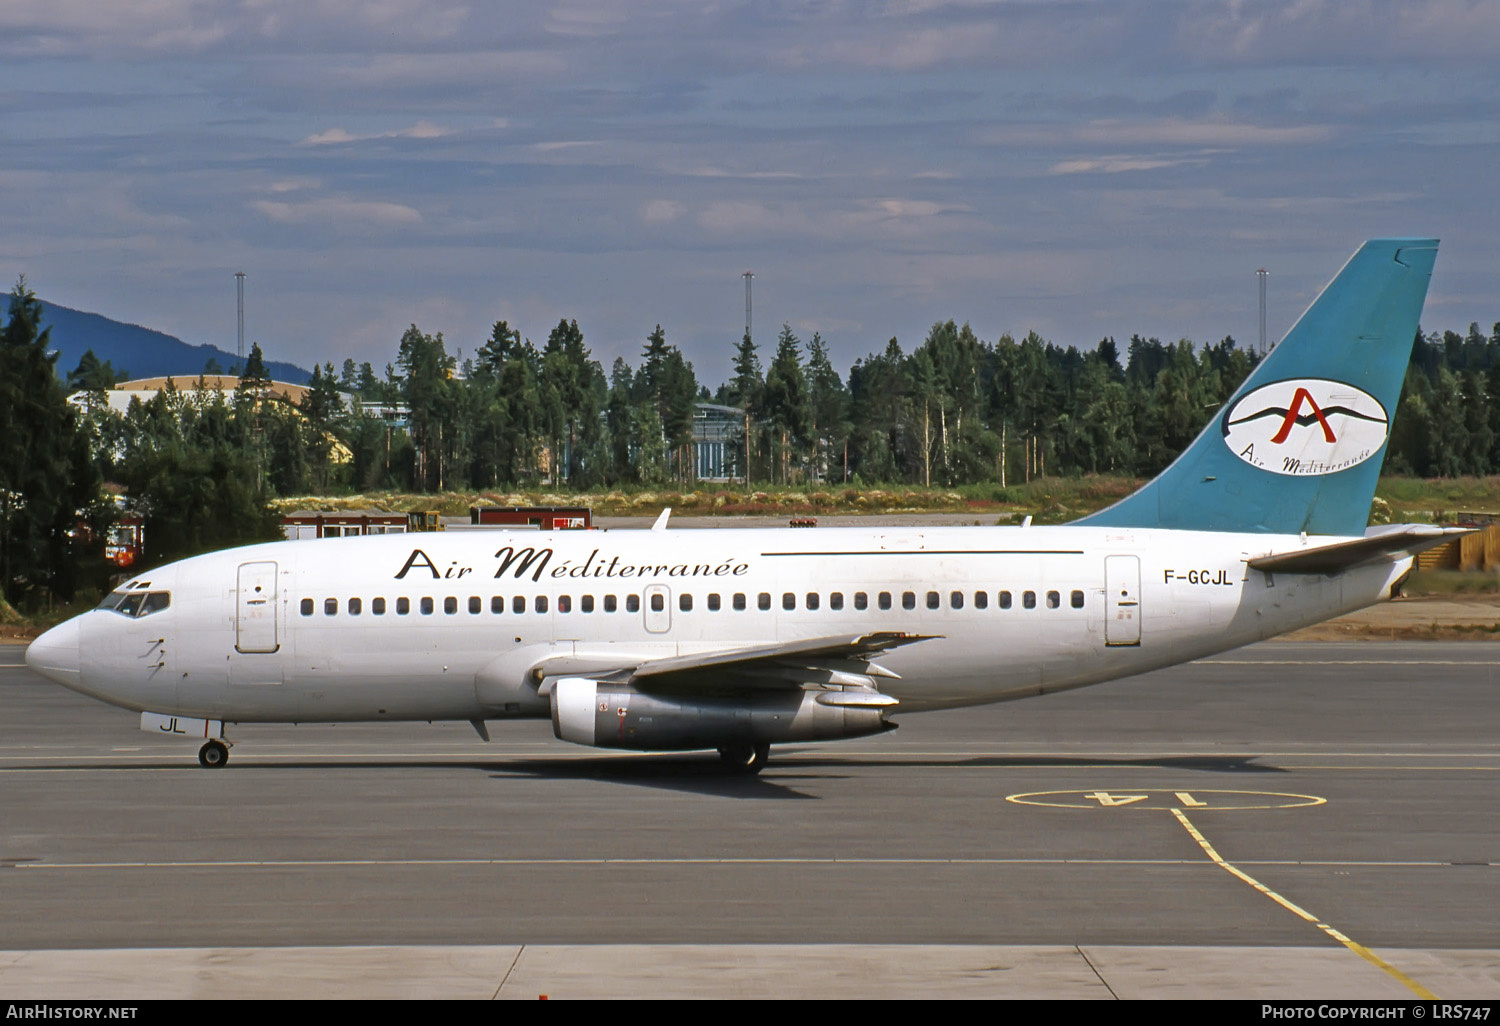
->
1171, 808, 1436, 1000
759, 550, 1085, 557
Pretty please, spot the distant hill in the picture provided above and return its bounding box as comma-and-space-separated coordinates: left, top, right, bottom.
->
35, 299, 312, 385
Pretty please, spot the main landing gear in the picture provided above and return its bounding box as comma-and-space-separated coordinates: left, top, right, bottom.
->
718, 741, 771, 775
198, 739, 230, 768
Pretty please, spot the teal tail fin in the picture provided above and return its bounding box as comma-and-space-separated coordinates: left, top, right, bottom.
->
1076, 238, 1438, 535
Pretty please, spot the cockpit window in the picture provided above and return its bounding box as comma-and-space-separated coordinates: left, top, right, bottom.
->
97, 589, 170, 617
139, 592, 170, 617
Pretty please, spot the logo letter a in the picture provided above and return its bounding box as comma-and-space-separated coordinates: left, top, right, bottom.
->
1270, 387, 1337, 444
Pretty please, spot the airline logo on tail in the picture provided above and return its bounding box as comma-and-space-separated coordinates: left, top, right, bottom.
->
1221, 378, 1389, 476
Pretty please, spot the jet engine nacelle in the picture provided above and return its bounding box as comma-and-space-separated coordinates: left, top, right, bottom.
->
550, 677, 895, 751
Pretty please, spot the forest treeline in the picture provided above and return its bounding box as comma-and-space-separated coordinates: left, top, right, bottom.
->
7, 271, 1500, 607
87, 313, 1500, 492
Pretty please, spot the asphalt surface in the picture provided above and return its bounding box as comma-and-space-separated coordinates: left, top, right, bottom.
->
2, 640, 1497, 997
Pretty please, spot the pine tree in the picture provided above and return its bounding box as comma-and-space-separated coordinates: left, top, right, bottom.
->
763, 324, 809, 483
726, 331, 763, 482
0, 279, 101, 607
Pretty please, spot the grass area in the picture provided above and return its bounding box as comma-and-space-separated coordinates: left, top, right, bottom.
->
0, 592, 104, 641
1375, 476, 1500, 523
270, 477, 1146, 524
1404, 570, 1500, 595
273, 475, 1500, 525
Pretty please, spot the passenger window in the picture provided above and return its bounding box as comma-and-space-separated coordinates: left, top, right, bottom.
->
1047, 590, 1060, 609
469, 596, 481, 614
974, 591, 987, 609
733, 593, 746, 611
348, 597, 362, 615
444, 596, 457, 614
535, 596, 548, 613
421, 597, 434, 615
950, 591, 963, 610
512, 596, 525, 614
805, 592, 819, 610
926, 591, 939, 610
373, 597, 386, 615
830, 592, 843, 611
1071, 590, 1085, 609
902, 592, 916, 610
758, 593, 771, 611
558, 595, 571, 613
325, 598, 337, 616
397, 597, 410, 615
680, 594, 692, 612
491, 596, 504, 614
999, 591, 1012, 609
854, 592, 868, 610
582, 595, 595, 613
650, 593, 664, 612
879, 592, 891, 610
301, 598, 314, 616
1023, 591, 1036, 609
605, 595, 617, 613
783, 592, 796, 611
627, 594, 640, 613
708, 593, 720, 611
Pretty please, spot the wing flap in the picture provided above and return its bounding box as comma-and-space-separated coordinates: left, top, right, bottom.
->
624, 631, 939, 694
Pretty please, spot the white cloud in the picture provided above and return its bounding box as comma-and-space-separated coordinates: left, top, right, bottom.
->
1175, 0, 1500, 64
252, 197, 422, 226
299, 121, 455, 146
640, 200, 686, 224
696, 196, 967, 238
1050, 156, 1202, 175
983, 118, 1332, 149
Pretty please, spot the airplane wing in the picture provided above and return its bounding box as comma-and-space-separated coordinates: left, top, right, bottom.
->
605, 631, 940, 701
1247, 524, 1473, 575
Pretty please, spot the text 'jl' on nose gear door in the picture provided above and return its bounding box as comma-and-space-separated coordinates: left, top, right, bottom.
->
236, 560, 279, 653
1105, 554, 1141, 647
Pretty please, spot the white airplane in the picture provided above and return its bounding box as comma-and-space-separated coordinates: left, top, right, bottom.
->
27, 238, 1461, 773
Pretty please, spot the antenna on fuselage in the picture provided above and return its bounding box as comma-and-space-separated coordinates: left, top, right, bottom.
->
652, 508, 672, 531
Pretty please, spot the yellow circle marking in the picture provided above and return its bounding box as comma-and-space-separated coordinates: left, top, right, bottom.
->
1006, 789, 1326, 811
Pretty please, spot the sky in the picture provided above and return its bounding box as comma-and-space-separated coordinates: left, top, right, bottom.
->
2, 0, 1498, 386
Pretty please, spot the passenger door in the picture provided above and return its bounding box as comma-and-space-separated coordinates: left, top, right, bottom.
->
1104, 555, 1141, 647
236, 561, 279, 653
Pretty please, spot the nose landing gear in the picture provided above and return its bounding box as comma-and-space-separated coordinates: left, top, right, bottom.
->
198, 739, 230, 768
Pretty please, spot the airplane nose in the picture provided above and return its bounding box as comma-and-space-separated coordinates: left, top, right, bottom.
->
26, 618, 82, 688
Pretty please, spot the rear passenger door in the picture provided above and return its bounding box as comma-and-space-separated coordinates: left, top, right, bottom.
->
1104, 555, 1141, 647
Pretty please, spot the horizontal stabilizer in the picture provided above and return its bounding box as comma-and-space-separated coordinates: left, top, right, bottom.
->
1247, 525, 1472, 574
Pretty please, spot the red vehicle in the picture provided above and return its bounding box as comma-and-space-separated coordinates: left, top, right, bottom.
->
105, 515, 144, 568
470, 506, 592, 530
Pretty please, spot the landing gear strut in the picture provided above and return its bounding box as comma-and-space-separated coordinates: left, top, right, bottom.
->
198, 739, 229, 768
718, 741, 770, 775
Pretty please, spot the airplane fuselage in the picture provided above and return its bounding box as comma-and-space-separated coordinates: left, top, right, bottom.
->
47, 523, 1406, 725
